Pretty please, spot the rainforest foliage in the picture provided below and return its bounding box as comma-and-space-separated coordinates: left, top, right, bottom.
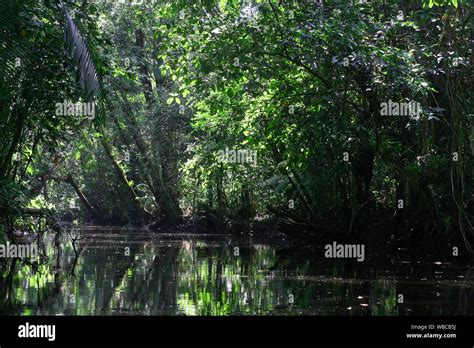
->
0, 0, 472, 254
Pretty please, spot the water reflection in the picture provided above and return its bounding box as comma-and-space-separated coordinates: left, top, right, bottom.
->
0, 228, 473, 316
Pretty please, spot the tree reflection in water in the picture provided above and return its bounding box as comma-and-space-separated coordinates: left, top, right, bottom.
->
0, 228, 473, 316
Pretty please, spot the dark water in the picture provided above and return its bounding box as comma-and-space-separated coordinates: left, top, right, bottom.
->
0, 227, 473, 316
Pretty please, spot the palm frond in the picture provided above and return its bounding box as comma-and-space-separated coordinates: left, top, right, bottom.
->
0, 4, 31, 89
58, 1, 100, 101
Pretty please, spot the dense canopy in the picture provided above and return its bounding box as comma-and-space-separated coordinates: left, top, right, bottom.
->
0, 0, 472, 258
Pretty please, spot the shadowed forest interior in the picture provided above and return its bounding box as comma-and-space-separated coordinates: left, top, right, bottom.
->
0, 0, 473, 316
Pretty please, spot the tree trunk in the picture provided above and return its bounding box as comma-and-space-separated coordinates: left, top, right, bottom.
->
100, 137, 151, 219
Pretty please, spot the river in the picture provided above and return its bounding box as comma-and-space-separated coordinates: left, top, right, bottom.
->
0, 227, 472, 315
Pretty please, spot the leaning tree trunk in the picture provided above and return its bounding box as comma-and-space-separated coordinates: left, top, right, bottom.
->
133, 28, 181, 220
100, 137, 153, 220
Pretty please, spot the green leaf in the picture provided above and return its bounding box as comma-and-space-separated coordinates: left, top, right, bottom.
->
26, 165, 34, 176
